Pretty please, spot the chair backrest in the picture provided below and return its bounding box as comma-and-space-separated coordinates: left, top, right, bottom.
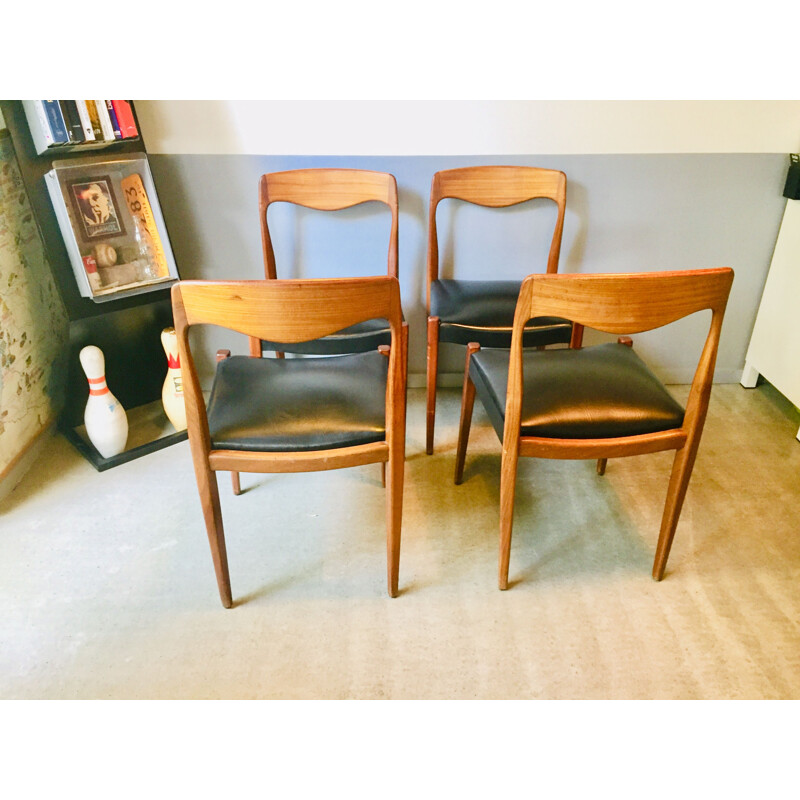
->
171, 276, 405, 446
259, 168, 399, 280
506, 269, 734, 437
426, 165, 567, 310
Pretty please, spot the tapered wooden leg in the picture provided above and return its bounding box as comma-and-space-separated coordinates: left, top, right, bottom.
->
379, 344, 390, 491
455, 343, 480, 485
570, 322, 584, 349
231, 471, 241, 495
386, 453, 403, 598
498, 446, 519, 591
194, 464, 232, 608
652, 444, 699, 581
386, 323, 408, 598
596, 458, 607, 475
426, 316, 440, 455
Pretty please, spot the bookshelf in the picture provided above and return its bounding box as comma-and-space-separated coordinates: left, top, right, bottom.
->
22, 100, 141, 154
0, 100, 187, 471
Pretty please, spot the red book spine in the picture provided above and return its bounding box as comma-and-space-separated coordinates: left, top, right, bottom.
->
111, 100, 139, 138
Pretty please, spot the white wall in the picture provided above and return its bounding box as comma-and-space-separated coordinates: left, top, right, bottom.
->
136, 100, 800, 156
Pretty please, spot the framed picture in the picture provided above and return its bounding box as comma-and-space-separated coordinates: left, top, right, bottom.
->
46, 153, 179, 302
68, 176, 126, 241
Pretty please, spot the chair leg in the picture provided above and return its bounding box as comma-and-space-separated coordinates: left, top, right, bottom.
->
455, 343, 480, 485
386, 323, 408, 598
425, 316, 440, 455
215, 350, 242, 503
498, 446, 519, 591
596, 339, 630, 478
194, 465, 233, 608
386, 454, 404, 598
652, 444, 699, 581
379, 344, 390, 490
570, 323, 584, 349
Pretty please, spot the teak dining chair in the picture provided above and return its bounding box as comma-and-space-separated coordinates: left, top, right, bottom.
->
425, 165, 581, 455
252, 167, 399, 359
172, 276, 408, 608
453, 268, 734, 589
220, 168, 400, 497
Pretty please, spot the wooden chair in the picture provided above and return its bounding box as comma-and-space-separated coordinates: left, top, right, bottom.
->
222, 168, 399, 496
172, 276, 408, 608
425, 165, 581, 455
453, 268, 734, 589
252, 167, 399, 359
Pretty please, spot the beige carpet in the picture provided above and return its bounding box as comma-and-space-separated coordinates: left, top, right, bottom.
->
1, 384, 798, 699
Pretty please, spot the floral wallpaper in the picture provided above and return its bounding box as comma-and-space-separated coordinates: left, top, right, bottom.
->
0, 126, 67, 479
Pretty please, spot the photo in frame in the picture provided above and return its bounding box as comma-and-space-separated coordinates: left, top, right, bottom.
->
68, 176, 126, 241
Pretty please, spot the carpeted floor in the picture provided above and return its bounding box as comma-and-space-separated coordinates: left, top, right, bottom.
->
1, 383, 798, 699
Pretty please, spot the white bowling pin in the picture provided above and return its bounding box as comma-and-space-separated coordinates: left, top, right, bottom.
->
79, 345, 128, 458
160, 327, 187, 431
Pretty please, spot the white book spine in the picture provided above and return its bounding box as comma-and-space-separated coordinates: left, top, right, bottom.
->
22, 99, 55, 151
75, 101, 96, 141
93, 100, 115, 140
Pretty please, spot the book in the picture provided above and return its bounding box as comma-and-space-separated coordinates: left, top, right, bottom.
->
22, 100, 57, 150
74, 101, 97, 142
59, 100, 85, 143
42, 101, 69, 145
93, 100, 115, 140
111, 101, 138, 138
105, 100, 123, 140
84, 102, 103, 139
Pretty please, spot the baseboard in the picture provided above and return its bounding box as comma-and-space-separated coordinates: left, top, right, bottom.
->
0, 421, 56, 507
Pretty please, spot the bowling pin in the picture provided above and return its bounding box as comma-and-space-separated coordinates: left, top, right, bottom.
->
160, 327, 187, 431
79, 345, 128, 458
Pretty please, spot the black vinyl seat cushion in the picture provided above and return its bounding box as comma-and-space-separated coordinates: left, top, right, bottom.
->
260, 319, 391, 355
470, 342, 685, 441
431, 279, 573, 347
207, 351, 387, 452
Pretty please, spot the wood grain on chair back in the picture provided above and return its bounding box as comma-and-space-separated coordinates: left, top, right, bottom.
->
515, 269, 734, 336
260, 169, 399, 280
431, 165, 566, 208
173, 276, 402, 345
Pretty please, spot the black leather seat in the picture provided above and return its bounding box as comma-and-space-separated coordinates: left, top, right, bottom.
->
207, 351, 388, 452
431, 279, 573, 348
469, 342, 685, 441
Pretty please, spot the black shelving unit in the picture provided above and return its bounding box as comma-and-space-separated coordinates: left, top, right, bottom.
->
0, 100, 187, 470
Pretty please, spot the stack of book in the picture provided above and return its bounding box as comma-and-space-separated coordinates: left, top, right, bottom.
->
23, 101, 139, 153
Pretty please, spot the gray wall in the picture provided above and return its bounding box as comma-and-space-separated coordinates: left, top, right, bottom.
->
148, 153, 788, 385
